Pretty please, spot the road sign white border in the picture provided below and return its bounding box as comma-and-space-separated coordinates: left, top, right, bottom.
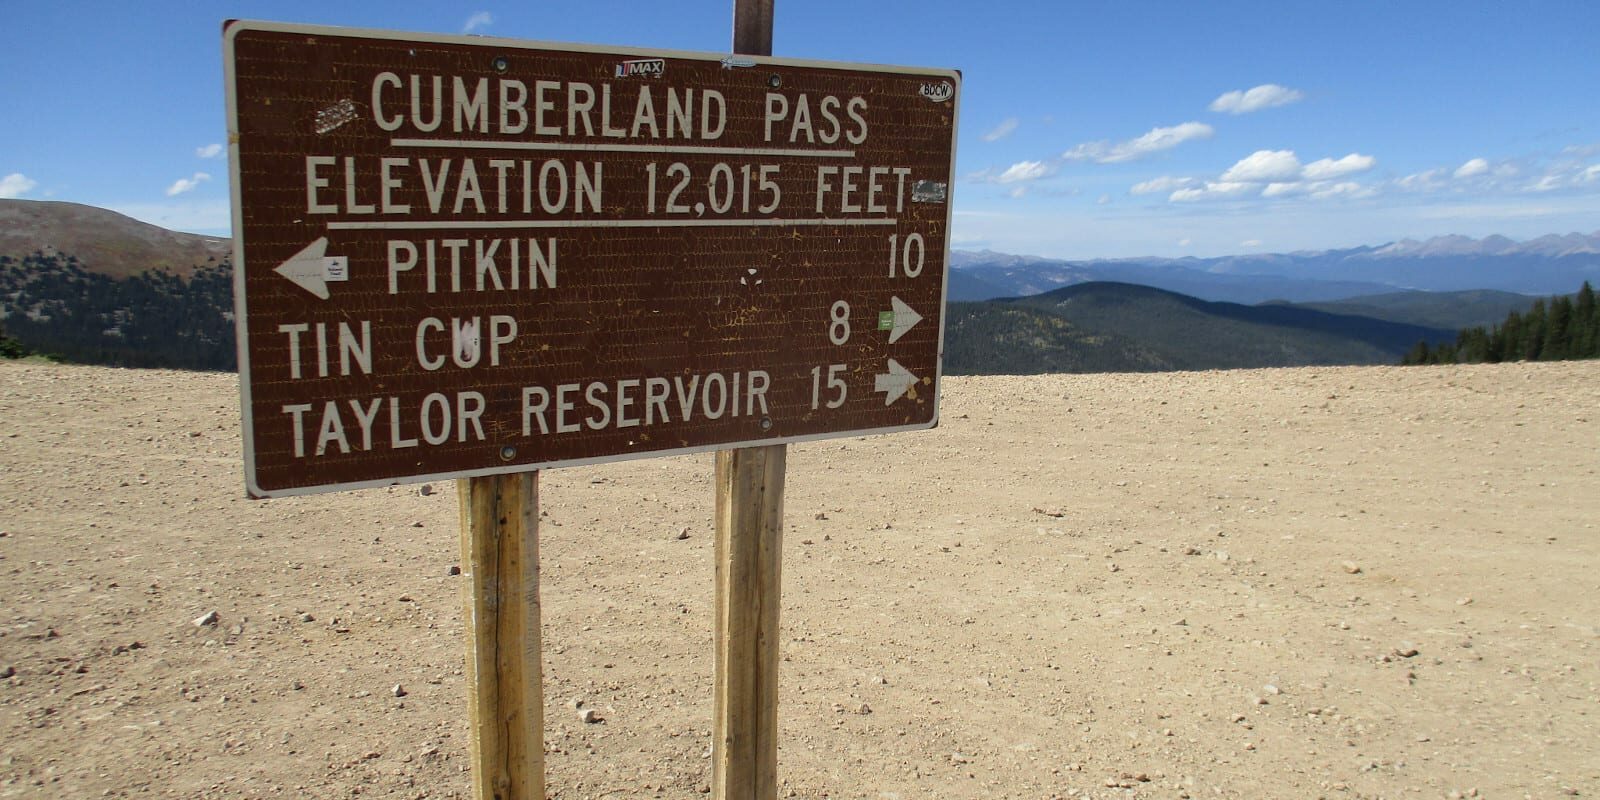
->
224, 19, 959, 498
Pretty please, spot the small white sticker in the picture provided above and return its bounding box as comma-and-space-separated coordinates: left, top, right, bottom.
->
919, 82, 954, 103
323, 256, 349, 282
721, 55, 757, 70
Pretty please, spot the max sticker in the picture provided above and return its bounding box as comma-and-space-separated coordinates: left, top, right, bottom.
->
615, 58, 665, 78
918, 81, 954, 103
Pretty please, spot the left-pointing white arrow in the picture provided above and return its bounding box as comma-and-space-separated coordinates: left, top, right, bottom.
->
873, 358, 919, 405
273, 237, 332, 300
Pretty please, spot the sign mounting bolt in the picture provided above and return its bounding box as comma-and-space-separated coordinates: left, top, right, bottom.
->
499, 446, 517, 461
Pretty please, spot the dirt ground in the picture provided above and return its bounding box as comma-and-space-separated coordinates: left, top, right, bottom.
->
2, 359, 1597, 799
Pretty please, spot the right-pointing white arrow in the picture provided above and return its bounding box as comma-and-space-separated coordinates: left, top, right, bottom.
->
873, 358, 919, 405
273, 237, 332, 300
887, 296, 923, 344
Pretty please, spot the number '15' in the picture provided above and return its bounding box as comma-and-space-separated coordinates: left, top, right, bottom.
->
810, 364, 846, 409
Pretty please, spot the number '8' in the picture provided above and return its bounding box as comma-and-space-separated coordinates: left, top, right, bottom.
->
829, 301, 850, 345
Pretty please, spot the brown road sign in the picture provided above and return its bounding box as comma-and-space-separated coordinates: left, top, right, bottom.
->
224, 20, 959, 497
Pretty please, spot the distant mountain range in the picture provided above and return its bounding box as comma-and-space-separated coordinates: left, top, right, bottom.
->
950, 232, 1600, 304
0, 199, 1579, 374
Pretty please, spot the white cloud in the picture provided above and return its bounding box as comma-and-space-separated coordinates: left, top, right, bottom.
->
1240, 239, 1264, 247
1097, 194, 1112, 205
0, 173, 38, 199
1396, 168, 1449, 192
1220, 150, 1302, 183
1063, 122, 1213, 164
1261, 182, 1306, 198
1310, 181, 1375, 200
982, 117, 1019, 142
1151, 150, 1379, 204
996, 160, 1051, 184
1453, 158, 1489, 179
1170, 181, 1256, 202
195, 143, 224, 159
1130, 176, 1198, 195
166, 172, 212, 197
1209, 84, 1304, 114
1302, 153, 1376, 181
462, 11, 494, 33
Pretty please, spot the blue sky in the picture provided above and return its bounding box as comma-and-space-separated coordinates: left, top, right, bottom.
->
3, 0, 1598, 259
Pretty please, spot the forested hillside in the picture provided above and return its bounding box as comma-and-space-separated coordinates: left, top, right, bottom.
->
0, 252, 235, 370
1403, 282, 1599, 365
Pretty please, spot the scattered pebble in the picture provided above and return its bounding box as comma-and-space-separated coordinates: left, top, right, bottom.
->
391, 684, 406, 698
674, 527, 690, 540
1341, 561, 1362, 574
579, 707, 602, 724
418, 484, 434, 496
446, 565, 461, 576
299, 613, 315, 622
193, 610, 219, 627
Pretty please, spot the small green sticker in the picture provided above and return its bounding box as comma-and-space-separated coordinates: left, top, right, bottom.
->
877, 311, 894, 330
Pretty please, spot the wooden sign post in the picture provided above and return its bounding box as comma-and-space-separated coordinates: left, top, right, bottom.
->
713, 445, 785, 798
713, 7, 783, 799
459, 472, 544, 800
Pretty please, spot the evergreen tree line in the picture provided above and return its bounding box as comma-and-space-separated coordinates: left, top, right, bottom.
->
0, 252, 236, 370
0, 318, 29, 358
1402, 281, 1599, 365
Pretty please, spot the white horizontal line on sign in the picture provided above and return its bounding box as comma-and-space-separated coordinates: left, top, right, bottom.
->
326, 218, 899, 230
392, 138, 858, 158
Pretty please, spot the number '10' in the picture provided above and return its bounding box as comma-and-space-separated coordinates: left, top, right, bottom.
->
888, 233, 925, 278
